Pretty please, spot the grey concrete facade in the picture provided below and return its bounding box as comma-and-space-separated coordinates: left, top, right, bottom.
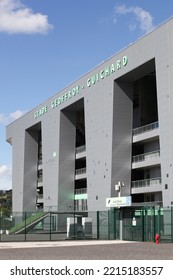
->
6, 18, 173, 213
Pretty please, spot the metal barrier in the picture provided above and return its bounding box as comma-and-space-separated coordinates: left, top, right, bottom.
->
133, 121, 159, 136
0, 207, 173, 242
75, 168, 86, 175
132, 177, 162, 188
132, 150, 160, 163
75, 145, 86, 154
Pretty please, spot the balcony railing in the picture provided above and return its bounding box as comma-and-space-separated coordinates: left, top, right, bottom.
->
37, 194, 43, 199
133, 121, 159, 136
38, 159, 42, 165
74, 205, 88, 211
75, 167, 86, 175
75, 188, 87, 195
76, 145, 86, 154
132, 150, 160, 163
37, 177, 43, 183
132, 177, 161, 188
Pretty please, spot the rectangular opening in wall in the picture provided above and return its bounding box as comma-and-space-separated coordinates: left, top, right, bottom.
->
132, 59, 158, 128
60, 98, 87, 211
24, 122, 43, 211
76, 107, 85, 148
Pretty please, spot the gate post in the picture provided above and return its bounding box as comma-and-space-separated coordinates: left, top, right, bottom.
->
97, 211, 100, 240
142, 209, 145, 242
153, 206, 156, 242
113, 208, 116, 240
158, 206, 161, 238
171, 207, 173, 243
24, 212, 27, 242
119, 208, 123, 240
108, 210, 110, 240
49, 212, 52, 241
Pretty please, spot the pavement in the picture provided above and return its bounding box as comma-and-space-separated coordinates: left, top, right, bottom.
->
0, 239, 134, 249
0, 240, 173, 259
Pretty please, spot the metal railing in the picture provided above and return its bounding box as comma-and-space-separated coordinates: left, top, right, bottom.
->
75, 188, 87, 195
132, 177, 162, 188
1, 208, 173, 243
132, 150, 160, 163
37, 194, 43, 199
74, 205, 88, 211
37, 177, 43, 183
75, 145, 86, 154
133, 121, 159, 136
75, 167, 86, 175
38, 159, 42, 165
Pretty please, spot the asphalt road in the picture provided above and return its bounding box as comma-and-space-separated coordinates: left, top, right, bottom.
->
0, 241, 173, 259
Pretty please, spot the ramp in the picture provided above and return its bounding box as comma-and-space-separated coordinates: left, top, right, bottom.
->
10, 212, 50, 234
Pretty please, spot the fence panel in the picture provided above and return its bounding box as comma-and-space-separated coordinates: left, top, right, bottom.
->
0, 207, 173, 242
123, 208, 144, 241
160, 208, 173, 243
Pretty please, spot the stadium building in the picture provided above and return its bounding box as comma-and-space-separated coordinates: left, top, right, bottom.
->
6, 18, 173, 214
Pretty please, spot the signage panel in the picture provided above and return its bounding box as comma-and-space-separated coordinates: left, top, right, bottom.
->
106, 196, 131, 207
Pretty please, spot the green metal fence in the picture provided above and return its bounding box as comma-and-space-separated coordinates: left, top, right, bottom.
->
0, 211, 97, 242
0, 207, 173, 242
97, 209, 120, 240
122, 207, 173, 242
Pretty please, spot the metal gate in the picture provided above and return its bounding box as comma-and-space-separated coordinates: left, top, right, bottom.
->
123, 208, 144, 241
97, 209, 120, 240
122, 207, 163, 242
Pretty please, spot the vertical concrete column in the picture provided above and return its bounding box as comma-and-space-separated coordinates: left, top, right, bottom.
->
58, 110, 76, 211
23, 130, 38, 211
119, 208, 123, 240
11, 130, 25, 213
111, 81, 133, 197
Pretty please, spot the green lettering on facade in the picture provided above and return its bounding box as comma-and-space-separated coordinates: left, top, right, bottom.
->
100, 69, 104, 79
68, 90, 72, 98
58, 97, 61, 105
34, 105, 48, 119
72, 88, 76, 96
76, 85, 80, 94
87, 79, 91, 87
117, 60, 121, 70
91, 75, 96, 85
105, 66, 110, 76
65, 92, 68, 101
34, 56, 128, 118
123, 56, 128, 66
111, 63, 115, 73
87, 55, 128, 88
61, 95, 64, 103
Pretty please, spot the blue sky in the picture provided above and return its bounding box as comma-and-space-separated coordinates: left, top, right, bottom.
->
0, 0, 173, 190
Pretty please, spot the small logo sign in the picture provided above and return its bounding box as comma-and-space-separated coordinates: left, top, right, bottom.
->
106, 196, 131, 207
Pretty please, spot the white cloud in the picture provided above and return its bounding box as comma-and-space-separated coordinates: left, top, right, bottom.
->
0, 113, 6, 123
0, 110, 26, 124
114, 4, 155, 34
9, 110, 26, 121
0, 165, 11, 190
0, 0, 53, 34
0, 165, 9, 175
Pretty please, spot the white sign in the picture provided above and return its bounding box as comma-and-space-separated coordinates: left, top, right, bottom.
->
132, 217, 136, 226
106, 196, 131, 207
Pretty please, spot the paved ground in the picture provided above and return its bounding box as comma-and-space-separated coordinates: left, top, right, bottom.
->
0, 240, 173, 259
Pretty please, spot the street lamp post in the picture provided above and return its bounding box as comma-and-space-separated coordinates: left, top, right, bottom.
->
115, 181, 125, 198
